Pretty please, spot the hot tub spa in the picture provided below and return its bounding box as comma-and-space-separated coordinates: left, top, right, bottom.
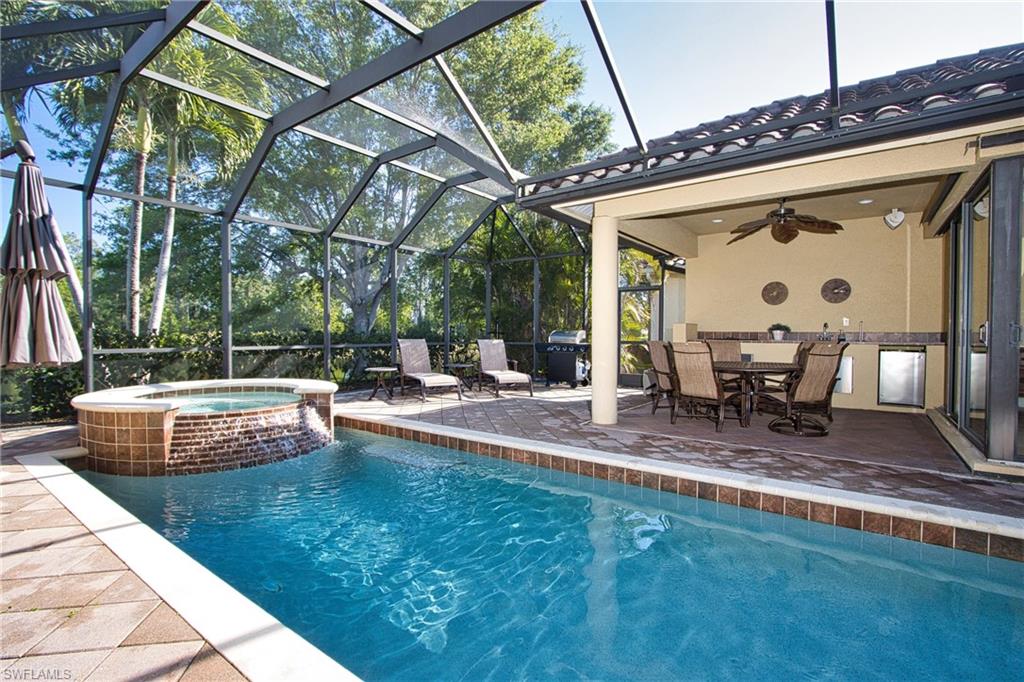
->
71, 379, 338, 476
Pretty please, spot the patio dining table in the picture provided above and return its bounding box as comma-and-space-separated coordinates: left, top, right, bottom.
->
713, 361, 801, 427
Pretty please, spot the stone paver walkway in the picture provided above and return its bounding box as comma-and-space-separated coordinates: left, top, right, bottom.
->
336, 387, 1024, 519
1, 429, 246, 681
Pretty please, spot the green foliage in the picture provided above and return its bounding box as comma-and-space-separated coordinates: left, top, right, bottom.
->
0, 365, 84, 424
3, 0, 614, 423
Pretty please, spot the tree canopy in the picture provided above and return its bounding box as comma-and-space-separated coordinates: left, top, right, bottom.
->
1, 0, 621, 419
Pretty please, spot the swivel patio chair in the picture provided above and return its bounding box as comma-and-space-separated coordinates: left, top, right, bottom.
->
758, 340, 815, 410
477, 339, 533, 397
767, 342, 849, 436
671, 342, 743, 432
647, 340, 676, 415
397, 338, 462, 401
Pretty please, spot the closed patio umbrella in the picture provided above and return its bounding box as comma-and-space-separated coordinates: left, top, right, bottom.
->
1, 140, 82, 368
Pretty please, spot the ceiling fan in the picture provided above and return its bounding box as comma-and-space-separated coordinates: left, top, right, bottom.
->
727, 198, 843, 245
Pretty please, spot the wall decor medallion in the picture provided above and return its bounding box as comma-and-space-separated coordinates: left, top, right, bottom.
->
821, 278, 852, 303
761, 281, 788, 305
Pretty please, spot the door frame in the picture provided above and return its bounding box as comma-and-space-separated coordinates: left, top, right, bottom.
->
987, 155, 1023, 461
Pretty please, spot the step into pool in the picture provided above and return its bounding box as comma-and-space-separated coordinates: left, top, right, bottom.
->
82, 429, 1023, 680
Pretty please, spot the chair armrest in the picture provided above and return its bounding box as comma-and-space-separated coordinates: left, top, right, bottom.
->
508, 359, 519, 371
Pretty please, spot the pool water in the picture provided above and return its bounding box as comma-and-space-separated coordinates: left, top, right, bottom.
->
163, 391, 300, 414
83, 430, 1024, 680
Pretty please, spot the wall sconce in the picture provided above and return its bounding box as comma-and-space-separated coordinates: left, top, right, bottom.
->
883, 208, 905, 230
973, 197, 988, 219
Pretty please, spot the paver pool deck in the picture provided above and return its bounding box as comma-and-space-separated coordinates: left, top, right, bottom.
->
335, 386, 1024, 520
1, 428, 246, 681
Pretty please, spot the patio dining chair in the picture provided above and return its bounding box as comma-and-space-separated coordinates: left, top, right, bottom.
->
397, 338, 462, 401
706, 339, 743, 390
477, 339, 533, 397
671, 342, 743, 432
647, 340, 675, 414
767, 342, 849, 436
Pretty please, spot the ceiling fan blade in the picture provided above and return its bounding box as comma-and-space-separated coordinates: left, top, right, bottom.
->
731, 217, 771, 233
727, 226, 766, 244
792, 216, 844, 233
771, 223, 800, 244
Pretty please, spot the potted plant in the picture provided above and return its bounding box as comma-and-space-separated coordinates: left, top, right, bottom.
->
768, 323, 791, 341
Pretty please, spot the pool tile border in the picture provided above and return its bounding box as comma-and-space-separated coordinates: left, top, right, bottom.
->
336, 414, 1024, 563
15, 451, 357, 682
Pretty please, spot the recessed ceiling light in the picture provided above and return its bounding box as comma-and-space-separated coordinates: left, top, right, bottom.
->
711, 218, 724, 223
857, 198, 874, 205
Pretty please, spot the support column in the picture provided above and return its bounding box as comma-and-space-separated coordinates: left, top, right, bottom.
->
484, 263, 492, 337
82, 196, 94, 392
322, 233, 331, 380
389, 247, 398, 364
591, 214, 619, 425
443, 257, 451, 370
220, 217, 232, 378
532, 257, 540, 375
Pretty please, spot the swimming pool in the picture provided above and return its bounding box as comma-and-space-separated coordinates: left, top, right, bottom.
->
83, 429, 1023, 680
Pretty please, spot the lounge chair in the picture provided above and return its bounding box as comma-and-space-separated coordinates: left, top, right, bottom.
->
648, 340, 676, 414
671, 341, 743, 432
477, 339, 533, 397
767, 342, 849, 436
397, 338, 462, 401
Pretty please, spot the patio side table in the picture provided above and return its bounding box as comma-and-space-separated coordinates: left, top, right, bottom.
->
366, 366, 398, 401
445, 362, 476, 391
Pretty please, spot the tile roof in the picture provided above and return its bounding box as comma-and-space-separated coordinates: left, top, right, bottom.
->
522, 43, 1024, 200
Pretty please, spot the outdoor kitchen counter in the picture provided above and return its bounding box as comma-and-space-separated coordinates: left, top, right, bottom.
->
736, 342, 945, 413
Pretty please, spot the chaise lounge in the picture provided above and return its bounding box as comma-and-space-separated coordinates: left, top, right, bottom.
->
397, 338, 463, 401
477, 339, 533, 397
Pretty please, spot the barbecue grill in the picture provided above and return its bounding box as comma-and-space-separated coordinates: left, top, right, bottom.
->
536, 330, 590, 387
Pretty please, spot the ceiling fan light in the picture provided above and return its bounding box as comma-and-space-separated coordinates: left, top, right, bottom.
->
858, 198, 874, 205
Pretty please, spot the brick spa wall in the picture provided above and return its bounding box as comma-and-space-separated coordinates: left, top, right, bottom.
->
78, 385, 335, 476
336, 414, 1024, 563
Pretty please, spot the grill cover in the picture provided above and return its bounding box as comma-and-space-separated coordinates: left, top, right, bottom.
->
548, 330, 586, 344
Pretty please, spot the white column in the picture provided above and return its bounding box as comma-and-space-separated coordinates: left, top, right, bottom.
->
590, 214, 619, 425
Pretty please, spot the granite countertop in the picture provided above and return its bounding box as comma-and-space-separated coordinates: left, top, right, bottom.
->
699, 332, 946, 346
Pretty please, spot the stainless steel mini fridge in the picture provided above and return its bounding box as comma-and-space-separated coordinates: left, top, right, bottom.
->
878, 346, 926, 407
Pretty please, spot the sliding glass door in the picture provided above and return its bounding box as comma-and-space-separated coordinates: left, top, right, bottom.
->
965, 188, 990, 445
946, 156, 1024, 462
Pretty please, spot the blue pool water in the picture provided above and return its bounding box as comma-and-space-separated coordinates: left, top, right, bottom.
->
83, 430, 1023, 680
163, 391, 300, 414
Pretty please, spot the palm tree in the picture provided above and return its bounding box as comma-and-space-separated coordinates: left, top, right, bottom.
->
145, 13, 268, 335
35, 4, 266, 337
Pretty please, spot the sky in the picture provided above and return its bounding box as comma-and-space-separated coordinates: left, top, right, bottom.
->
3, 0, 1022, 241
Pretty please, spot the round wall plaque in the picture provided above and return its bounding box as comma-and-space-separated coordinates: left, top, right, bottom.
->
761, 281, 788, 305
821, 278, 852, 303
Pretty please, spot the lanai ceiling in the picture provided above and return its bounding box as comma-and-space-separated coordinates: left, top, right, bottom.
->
623, 177, 945, 237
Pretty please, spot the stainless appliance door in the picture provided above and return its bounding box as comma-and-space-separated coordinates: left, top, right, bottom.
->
878, 348, 926, 407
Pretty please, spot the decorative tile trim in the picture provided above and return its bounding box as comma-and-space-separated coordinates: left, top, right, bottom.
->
78, 392, 335, 477
335, 414, 1024, 563
698, 331, 945, 345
